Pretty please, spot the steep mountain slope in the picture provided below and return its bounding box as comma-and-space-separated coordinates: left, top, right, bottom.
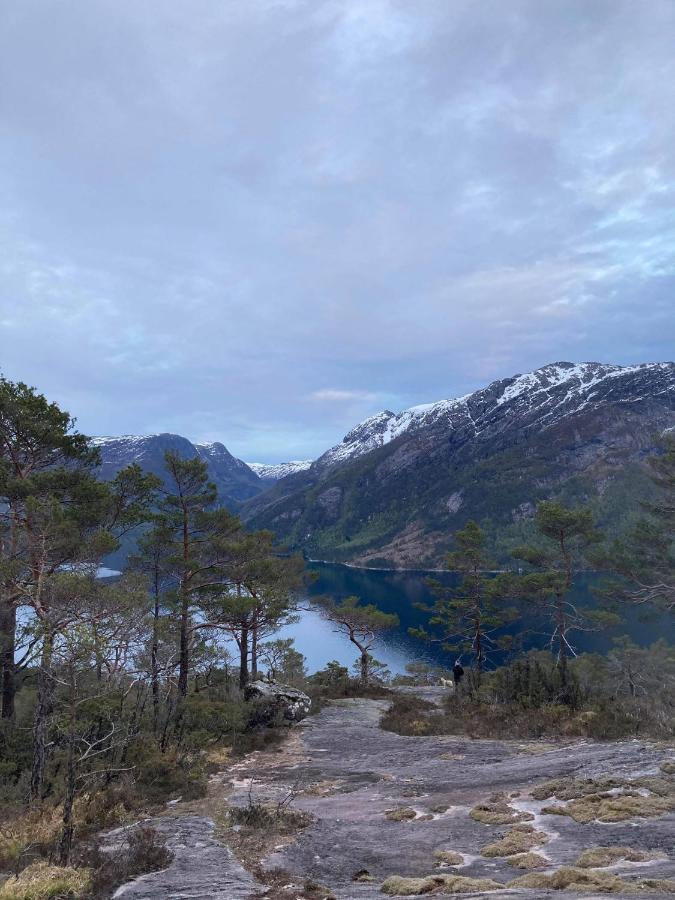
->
242, 361, 675, 567
247, 460, 313, 483
92, 433, 264, 506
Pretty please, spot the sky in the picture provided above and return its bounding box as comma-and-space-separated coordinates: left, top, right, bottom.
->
1, 0, 674, 463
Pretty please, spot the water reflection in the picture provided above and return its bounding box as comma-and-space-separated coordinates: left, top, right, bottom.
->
277, 563, 674, 676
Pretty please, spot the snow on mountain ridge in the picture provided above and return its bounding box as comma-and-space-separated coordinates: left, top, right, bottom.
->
318, 361, 673, 468
247, 460, 313, 481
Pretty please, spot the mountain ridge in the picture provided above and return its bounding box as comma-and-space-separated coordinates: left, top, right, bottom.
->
241, 360, 675, 567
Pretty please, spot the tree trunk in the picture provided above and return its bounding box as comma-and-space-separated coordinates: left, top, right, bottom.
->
31, 630, 54, 802
0, 600, 16, 720
239, 625, 249, 689
251, 622, 258, 681
176, 501, 191, 698
555, 592, 568, 683
360, 649, 369, 685
59, 667, 76, 866
151, 579, 160, 733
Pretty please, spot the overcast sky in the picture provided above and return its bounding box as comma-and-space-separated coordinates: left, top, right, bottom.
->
1, 1, 674, 462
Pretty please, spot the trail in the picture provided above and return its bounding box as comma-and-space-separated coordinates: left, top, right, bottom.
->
115, 689, 675, 899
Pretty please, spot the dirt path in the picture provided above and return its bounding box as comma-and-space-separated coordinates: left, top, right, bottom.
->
115, 692, 675, 899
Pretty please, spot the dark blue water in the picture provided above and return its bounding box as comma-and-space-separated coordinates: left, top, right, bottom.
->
279, 563, 674, 676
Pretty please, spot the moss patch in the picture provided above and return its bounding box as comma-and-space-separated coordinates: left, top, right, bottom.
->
576, 846, 658, 868
542, 791, 674, 823
381, 876, 433, 896
385, 806, 418, 822
434, 850, 463, 866
469, 793, 534, 826
0, 862, 92, 900
481, 826, 548, 858
380, 874, 503, 895
530, 776, 624, 801
509, 866, 675, 893
506, 852, 549, 869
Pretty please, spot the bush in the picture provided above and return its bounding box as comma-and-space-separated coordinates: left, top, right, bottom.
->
125, 741, 208, 802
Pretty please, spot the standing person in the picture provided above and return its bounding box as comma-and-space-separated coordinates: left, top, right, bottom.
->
453, 660, 464, 686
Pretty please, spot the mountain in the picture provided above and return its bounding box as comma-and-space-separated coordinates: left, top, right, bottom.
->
241, 361, 675, 568
91, 433, 264, 506
246, 460, 314, 483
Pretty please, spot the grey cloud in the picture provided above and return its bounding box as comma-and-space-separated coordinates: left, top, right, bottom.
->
0, 0, 674, 461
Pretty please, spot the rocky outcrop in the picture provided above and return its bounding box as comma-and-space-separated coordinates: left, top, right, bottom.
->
244, 680, 311, 724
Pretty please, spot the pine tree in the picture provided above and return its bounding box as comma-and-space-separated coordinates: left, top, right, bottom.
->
598, 435, 674, 612
318, 596, 398, 685
411, 520, 516, 682
510, 501, 604, 686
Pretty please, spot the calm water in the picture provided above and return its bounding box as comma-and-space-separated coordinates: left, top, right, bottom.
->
278, 563, 674, 676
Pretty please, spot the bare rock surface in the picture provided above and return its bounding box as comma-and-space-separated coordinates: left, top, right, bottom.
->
225, 694, 675, 898
115, 691, 675, 899
111, 815, 258, 899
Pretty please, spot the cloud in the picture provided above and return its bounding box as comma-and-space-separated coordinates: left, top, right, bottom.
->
309, 389, 378, 403
0, 0, 674, 461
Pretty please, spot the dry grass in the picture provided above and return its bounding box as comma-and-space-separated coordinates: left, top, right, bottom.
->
509, 866, 675, 893
481, 826, 547, 858
0, 809, 62, 870
380, 874, 503, 895
530, 776, 624, 801
506, 852, 548, 869
469, 793, 534, 826
433, 850, 463, 866
385, 806, 417, 822
0, 861, 91, 900
576, 846, 659, 868
542, 791, 674, 823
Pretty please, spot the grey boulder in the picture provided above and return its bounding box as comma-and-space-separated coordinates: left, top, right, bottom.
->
244, 680, 312, 724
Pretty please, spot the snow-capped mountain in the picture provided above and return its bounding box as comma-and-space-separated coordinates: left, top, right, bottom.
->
243, 361, 675, 568
246, 460, 313, 482
92, 433, 263, 506
317, 362, 673, 469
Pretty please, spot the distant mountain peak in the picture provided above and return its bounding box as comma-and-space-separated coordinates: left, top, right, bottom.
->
317, 361, 673, 468
247, 460, 313, 482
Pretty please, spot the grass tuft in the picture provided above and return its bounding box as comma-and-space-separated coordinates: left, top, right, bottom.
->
576, 846, 658, 868
384, 806, 417, 822
506, 852, 548, 869
542, 791, 674, 823
380, 874, 503, 895
0, 861, 91, 899
469, 793, 534, 826
481, 826, 547, 858
433, 850, 463, 866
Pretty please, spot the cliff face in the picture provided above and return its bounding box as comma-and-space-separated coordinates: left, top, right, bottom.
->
241, 362, 675, 566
